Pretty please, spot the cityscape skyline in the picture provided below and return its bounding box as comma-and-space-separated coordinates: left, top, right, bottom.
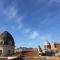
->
0, 0, 60, 47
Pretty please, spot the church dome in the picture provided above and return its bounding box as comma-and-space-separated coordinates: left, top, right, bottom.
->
45, 40, 50, 45
0, 31, 15, 46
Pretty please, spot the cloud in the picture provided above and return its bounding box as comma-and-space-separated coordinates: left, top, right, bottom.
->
3, 5, 24, 30
16, 16, 24, 30
0, 0, 24, 22
50, 0, 60, 3
18, 24, 23, 30
39, 35, 49, 40
37, 0, 60, 3
28, 30, 52, 41
0, 0, 4, 12
39, 19, 48, 26
23, 28, 31, 34
23, 29, 49, 40
0, 0, 26, 31
3, 4, 18, 19
16, 16, 23, 24
29, 31, 39, 39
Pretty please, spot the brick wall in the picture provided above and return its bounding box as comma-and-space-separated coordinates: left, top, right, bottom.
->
16, 50, 39, 57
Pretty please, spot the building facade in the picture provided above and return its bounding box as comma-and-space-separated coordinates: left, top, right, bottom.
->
0, 31, 15, 56
51, 42, 60, 53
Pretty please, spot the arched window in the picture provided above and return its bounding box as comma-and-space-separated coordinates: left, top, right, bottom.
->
3, 39, 8, 45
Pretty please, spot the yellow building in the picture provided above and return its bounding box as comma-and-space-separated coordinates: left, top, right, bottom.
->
51, 42, 60, 53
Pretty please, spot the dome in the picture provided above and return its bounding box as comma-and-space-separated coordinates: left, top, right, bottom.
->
45, 40, 50, 45
0, 31, 15, 46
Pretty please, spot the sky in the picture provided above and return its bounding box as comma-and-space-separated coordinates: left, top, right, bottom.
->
0, 0, 60, 48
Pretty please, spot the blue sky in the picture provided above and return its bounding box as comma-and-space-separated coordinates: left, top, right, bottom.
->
0, 0, 60, 48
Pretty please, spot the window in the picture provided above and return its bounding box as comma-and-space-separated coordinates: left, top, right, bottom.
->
4, 39, 8, 45
7, 50, 11, 55
0, 50, 2, 56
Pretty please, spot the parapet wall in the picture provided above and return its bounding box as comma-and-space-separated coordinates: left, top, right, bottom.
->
20, 57, 60, 60
0, 56, 60, 60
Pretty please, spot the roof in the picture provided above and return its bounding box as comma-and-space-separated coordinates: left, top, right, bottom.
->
54, 42, 60, 44
0, 31, 15, 46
